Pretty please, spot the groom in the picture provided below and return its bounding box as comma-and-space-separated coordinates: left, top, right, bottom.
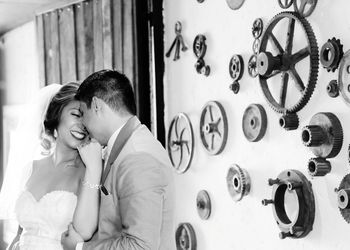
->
61, 70, 175, 250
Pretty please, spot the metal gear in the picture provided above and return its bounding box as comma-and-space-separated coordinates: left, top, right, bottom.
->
320, 37, 343, 72
229, 81, 240, 94
252, 38, 260, 54
248, 54, 258, 78
307, 157, 331, 177
199, 101, 228, 155
336, 174, 350, 223
257, 12, 319, 114
279, 113, 299, 130
167, 113, 194, 174
293, 0, 318, 18
252, 18, 263, 39
242, 104, 267, 142
262, 169, 315, 239
301, 112, 343, 158
226, 164, 251, 202
278, 0, 293, 9
226, 0, 245, 10
175, 223, 197, 250
338, 49, 350, 106
196, 190, 211, 220
229, 54, 244, 81
326, 80, 339, 98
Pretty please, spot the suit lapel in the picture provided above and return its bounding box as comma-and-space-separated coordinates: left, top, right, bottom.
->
101, 116, 141, 185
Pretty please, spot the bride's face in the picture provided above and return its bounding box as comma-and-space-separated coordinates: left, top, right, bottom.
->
56, 100, 88, 148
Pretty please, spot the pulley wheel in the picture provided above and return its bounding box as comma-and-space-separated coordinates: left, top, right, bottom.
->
167, 113, 194, 174
226, 0, 245, 10
175, 223, 197, 250
338, 50, 350, 106
242, 104, 267, 142
199, 101, 228, 155
196, 190, 211, 220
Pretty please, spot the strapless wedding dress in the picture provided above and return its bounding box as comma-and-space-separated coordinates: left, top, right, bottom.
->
15, 190, 77, 250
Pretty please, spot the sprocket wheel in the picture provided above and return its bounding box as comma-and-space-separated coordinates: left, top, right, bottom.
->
257, 11, 319, 114
336, 174, 350, 223
320, 37, 343, 72
226, 164, 251, 202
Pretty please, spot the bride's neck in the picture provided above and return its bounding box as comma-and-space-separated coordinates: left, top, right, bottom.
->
52, 142, 79, 167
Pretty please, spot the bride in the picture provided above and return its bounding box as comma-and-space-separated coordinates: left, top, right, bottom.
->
0, 82, 102, 250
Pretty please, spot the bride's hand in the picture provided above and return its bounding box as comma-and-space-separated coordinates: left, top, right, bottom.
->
77, 138, 102, 173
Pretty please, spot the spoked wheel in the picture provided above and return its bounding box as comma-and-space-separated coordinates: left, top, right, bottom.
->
257, 12, 318, 114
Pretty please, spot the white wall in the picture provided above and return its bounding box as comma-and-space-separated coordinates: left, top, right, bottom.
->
1, 21, 40, 105
164, 1, 350, 249
0, 21, 39, 245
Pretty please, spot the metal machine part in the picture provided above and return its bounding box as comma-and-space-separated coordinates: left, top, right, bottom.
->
278, 0, 293, 9
307, 157, 331, 177
301, 112, 343, 158
225, 0, 245, 10
248, 54, 258, 78
167, 113, 194, 174
338, 50, 350, 106
252, 38, 260, 54
279, 113, 299, 131
193, 35, 210, 76
165, 22, 188, 61
175, 223, 197, 250
320, 37, 343, 72
242, 104, 267, 142
257, 12, 319, 114
197, 0, 205, 3
196, 190, 211, 220
348, 144, 350, 165
199, 101, 228, 155
262, 169, 315, 239
293, 0, 318, 17
226, 164, 251, 202
327, 80, 339, 98
229, 54, 244, 81
229, 81, 240, 94
336, 174, 350, 223
252, 18, 263, 39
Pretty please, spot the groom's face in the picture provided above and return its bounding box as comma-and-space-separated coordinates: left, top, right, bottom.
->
79, 102, 104, 144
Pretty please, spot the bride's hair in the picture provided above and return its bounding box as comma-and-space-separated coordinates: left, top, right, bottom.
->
42, 82, 80, 150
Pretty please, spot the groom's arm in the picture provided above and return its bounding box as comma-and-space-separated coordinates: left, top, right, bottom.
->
83, 153, 170, 250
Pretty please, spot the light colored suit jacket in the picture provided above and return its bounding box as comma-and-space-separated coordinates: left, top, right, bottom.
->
83, 116, 175, 250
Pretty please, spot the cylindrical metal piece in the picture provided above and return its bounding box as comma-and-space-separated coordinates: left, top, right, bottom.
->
287, 181, 303, 190
279, 231, 292, 239
338, 189, 350, 209
268, 178, 280, 186
307, 157, 331, 177
279, 113, 299, 131
290, 226, 304, 235
301, 125, 326, 147
262, 199, 274, 206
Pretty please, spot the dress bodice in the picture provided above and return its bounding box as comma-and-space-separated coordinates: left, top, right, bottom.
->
15, 190, 77, 250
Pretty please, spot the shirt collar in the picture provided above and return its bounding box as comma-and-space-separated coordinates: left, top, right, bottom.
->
106, 123, 126, 157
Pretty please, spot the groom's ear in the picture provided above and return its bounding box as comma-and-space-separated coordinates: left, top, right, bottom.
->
91, 96, 101, 113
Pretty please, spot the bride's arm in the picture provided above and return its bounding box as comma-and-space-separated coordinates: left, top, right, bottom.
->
7, 226, 22, 250
72, 139, 102, 240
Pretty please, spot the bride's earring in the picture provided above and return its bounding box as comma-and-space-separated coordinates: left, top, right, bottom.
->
54, 129, 58, 139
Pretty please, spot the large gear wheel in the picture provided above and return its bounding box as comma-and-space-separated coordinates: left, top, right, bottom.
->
257, 12, 319, 114
320, 37, 343, 72
226, 164, 251, 202
336, 174, 350, 223
338, 49, 350, 106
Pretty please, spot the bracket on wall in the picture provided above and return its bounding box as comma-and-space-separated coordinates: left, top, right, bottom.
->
262, 169, 315, 239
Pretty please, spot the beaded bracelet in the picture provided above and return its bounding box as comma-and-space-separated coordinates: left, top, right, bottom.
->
82, 179, 101, 190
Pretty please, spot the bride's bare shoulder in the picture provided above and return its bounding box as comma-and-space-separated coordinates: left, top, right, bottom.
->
32, 155, 53, 172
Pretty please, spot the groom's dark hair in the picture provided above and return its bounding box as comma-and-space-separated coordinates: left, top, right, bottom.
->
75, 69, 136, 115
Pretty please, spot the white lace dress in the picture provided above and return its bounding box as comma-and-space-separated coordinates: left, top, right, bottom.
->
15, 190, 77, 250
